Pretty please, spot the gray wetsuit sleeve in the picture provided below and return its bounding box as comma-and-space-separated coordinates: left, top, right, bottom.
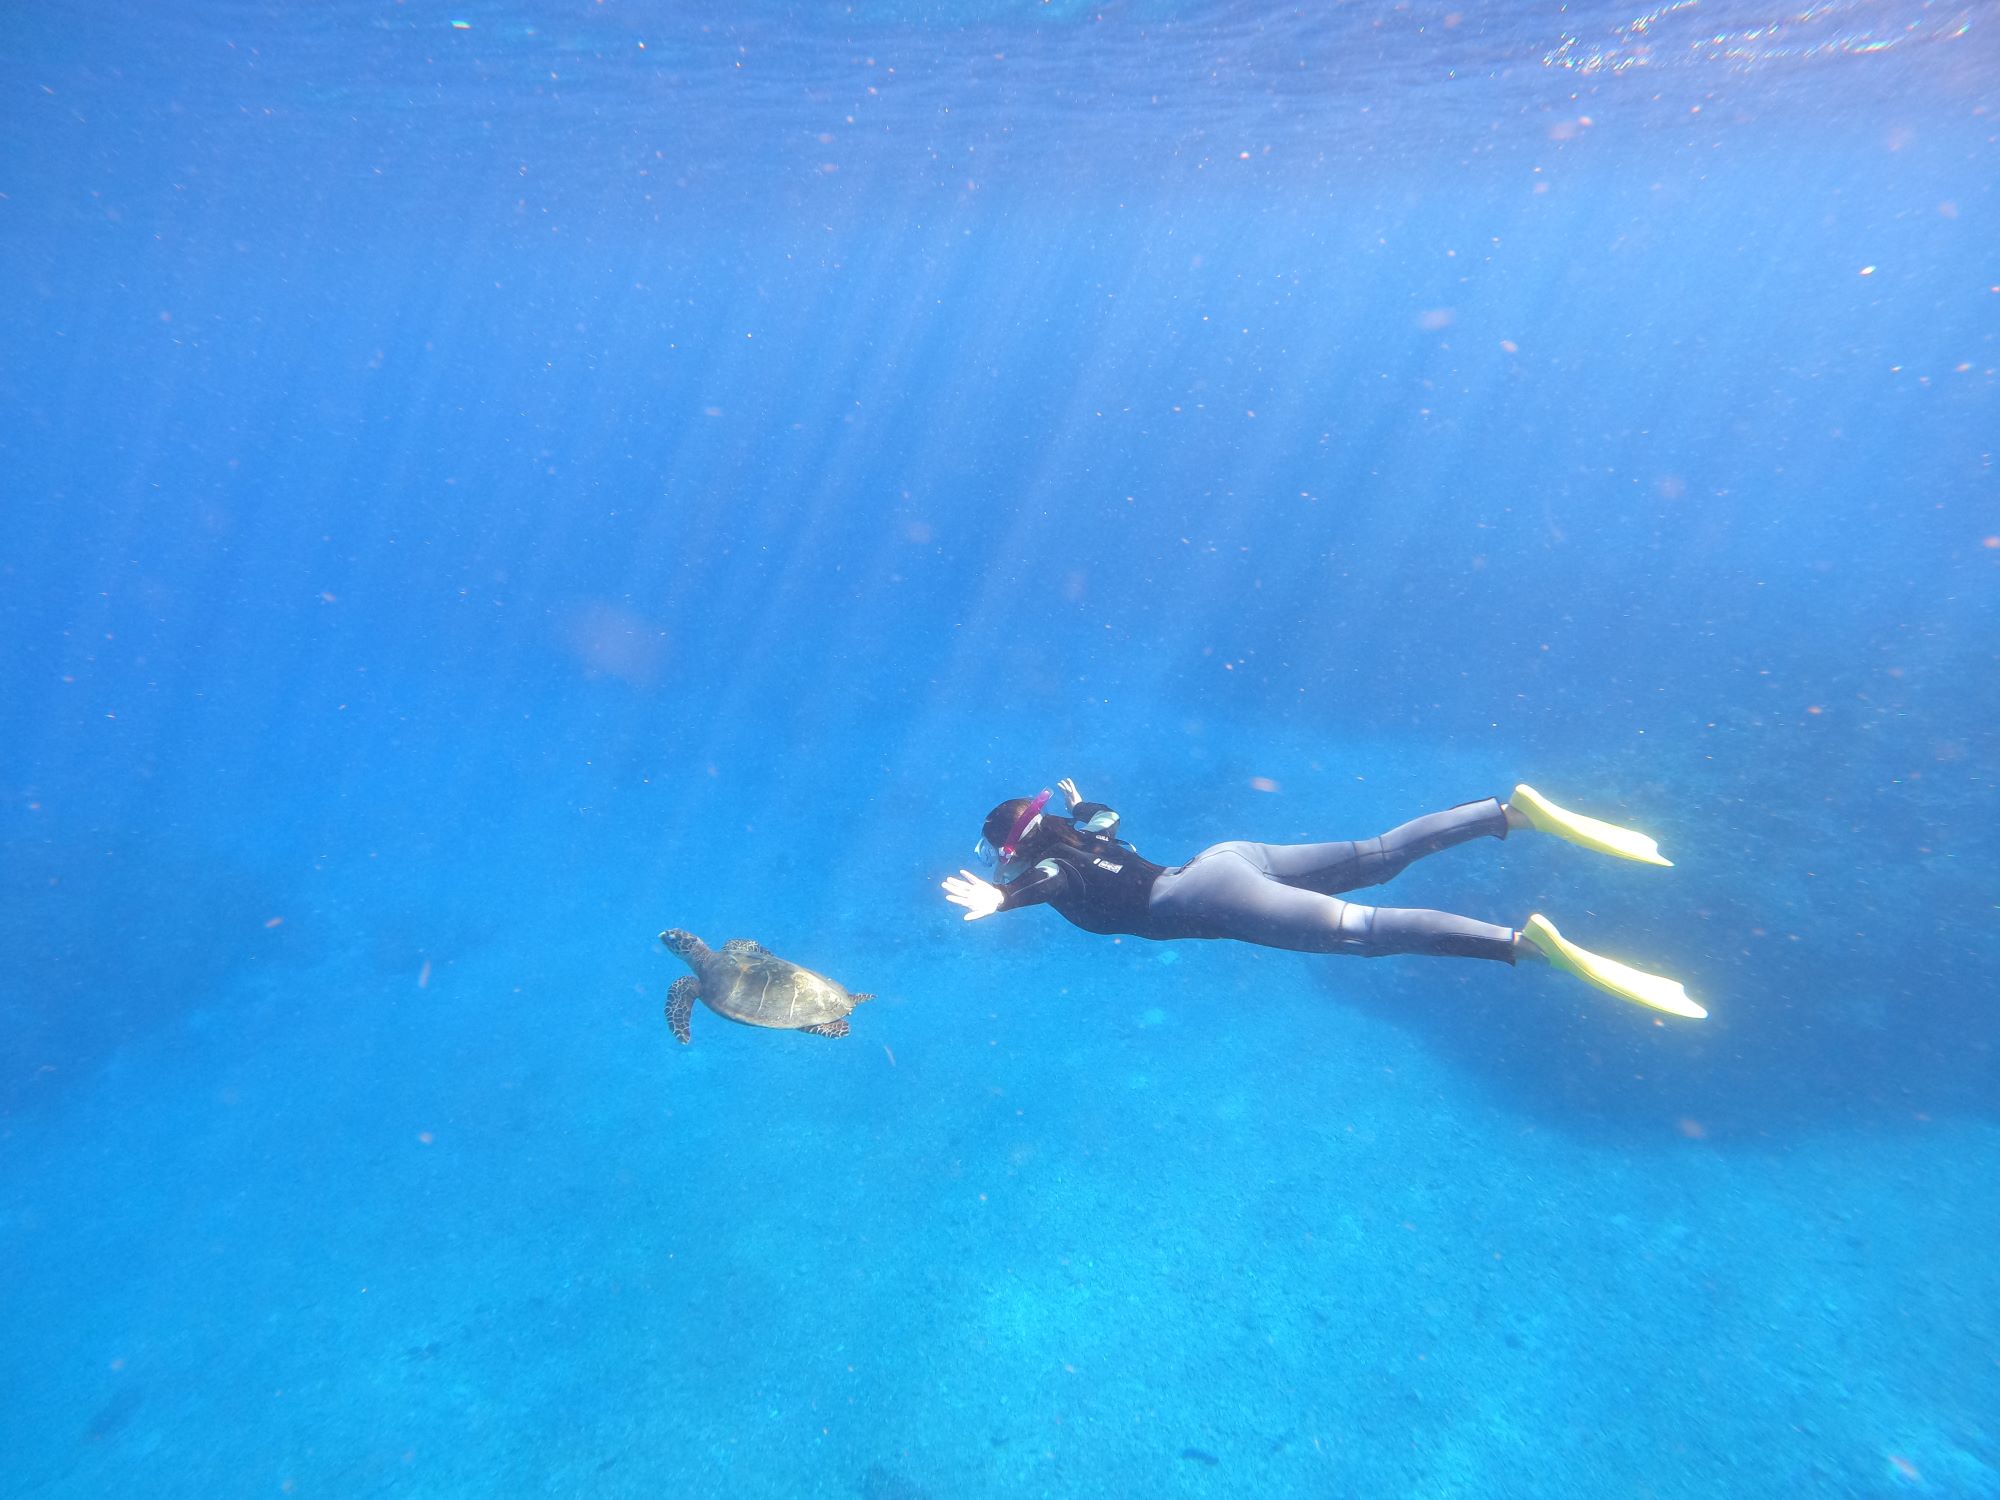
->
1145, 798, 1517, 961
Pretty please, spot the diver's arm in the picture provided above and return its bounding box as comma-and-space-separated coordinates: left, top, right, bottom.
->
943, 859, 1071, 921
1071, 802, 1120, 835
942, 870, 1004, 920
1056, 778, 1120, 834
997, 858, 1071, 912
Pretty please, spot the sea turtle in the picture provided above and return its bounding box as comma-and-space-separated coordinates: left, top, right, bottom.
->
659, 928, 872, 1043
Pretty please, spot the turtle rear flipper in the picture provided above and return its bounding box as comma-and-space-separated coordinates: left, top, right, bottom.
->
802, 1018, 850, 1039
666, 977, 698, 1044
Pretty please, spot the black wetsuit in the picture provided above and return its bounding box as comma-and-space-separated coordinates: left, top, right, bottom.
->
996, 803, 1171, 936
996, 798, 1519, 963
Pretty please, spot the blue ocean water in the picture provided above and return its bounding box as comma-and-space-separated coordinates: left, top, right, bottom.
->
3, 0, 1996, 1494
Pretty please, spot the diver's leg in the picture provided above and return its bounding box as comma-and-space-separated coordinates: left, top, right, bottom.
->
1226, 798, 1510, 896
1333, 902, 1520, 961
1148, 848, 1517, 960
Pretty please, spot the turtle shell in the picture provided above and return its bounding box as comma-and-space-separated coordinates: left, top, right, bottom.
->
701, 939, 857, 1031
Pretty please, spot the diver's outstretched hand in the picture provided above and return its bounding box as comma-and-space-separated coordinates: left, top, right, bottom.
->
1057, 777, 1083, 811
942, 870, 1005, 921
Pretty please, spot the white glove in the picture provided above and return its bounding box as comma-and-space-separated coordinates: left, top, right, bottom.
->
1057, 777, 1083, 811
942, 869, 1005, 921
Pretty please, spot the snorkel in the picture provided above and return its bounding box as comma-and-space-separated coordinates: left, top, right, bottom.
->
1000, 787, 1055, 863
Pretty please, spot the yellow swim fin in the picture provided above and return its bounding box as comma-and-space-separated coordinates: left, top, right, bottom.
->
1522, 914, 1707, 1020
1512, 784, 1673, 867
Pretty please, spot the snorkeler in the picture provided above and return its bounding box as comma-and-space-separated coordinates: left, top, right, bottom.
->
941, 780, 1704, 1018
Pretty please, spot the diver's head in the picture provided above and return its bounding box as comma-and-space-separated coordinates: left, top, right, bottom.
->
975, 788, 1056, 876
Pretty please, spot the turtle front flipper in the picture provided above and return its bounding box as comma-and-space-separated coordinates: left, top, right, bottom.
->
802, 1018, 850, 1039
666, 977, 698, 1044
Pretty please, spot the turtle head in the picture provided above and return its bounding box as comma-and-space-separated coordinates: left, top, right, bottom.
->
660, 929, 709, 965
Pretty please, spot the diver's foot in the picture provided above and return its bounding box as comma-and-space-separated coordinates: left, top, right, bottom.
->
1508, 784, 1674, 867
1519, 913, 1706, 1019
